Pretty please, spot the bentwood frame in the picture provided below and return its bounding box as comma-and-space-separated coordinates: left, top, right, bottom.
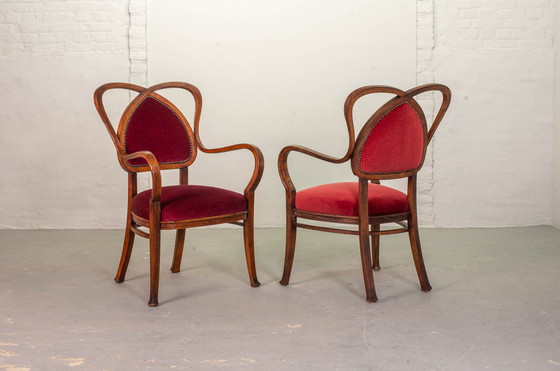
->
278, 83, 451, 302
94, 82, 264, 306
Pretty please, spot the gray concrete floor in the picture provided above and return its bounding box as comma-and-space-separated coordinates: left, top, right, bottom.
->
0, 227, 559, 370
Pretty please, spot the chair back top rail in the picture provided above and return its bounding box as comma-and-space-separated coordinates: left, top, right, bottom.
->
94, 82, 203, 173
350, 83, 451, 180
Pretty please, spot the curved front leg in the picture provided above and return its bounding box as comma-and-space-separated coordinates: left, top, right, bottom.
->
119, 151, 163, 306
243, 194, 260, 287
279, 206, 297, 286
115, 173, 138, 283
277, 145, 351, 287
148, 201, 162, 307
195, 143, 263, 287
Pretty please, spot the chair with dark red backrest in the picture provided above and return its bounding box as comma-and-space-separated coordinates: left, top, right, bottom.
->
94, 82, 264, 306
278, 83, 451, 302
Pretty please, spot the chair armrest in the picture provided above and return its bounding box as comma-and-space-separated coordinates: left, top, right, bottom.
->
278, 145, 349, 197
121, 151, 162, 203
279, 86, 407, 197
198, 143, 264, 196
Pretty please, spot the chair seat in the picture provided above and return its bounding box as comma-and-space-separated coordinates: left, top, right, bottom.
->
132, 185, 247, 221
295, 182, 408, 217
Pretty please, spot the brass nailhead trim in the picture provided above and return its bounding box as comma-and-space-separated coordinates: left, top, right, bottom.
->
358, 101, 422, 175
124, 95, 194, 167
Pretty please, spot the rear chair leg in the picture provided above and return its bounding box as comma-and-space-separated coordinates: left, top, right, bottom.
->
115, 216, 135, 283
371, 224, 380, 271
170, 229, 186, 273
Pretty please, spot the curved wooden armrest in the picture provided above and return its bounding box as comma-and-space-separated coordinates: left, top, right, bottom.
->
198, 143, 264, 196
280, 145, 347, 164
121, 151, 162, 202
278, 145, 349, 196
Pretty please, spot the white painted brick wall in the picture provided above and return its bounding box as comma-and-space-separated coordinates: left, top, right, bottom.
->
0, 0, 148, 86
128, 0, 147, 86
554, 1, 560, 229
0, 0, 139, 229
0, 0, 129, 56
416, 0, 437, 224
417, 0, 554, 226
0, 0, 554, 227
430, 0, 554, 226
435, 0, 554, 51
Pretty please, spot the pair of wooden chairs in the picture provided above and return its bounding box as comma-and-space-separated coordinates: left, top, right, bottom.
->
94, 82, 451, 306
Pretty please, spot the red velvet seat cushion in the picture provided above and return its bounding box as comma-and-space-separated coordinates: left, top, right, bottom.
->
295, 182, 408, 216
132, 185, 246, 221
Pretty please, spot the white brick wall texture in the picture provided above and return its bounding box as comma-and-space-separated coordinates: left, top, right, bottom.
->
435, 0, 554, 51
128, 0, 146, 86
416, 0, 437, 224
0, 0, 147, 85
0, 0, 555, 227
0, 0, 129, 56
0, 0, 141, 229
430, 0, 554, 226
417, 0, 554, 225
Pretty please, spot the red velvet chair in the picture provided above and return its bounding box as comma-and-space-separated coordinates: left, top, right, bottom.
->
94, 82, 263, 306
278, 84, 451, 302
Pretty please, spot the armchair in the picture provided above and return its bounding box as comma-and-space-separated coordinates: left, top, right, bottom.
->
278, 84, 451, 302
94, 82, 264, 306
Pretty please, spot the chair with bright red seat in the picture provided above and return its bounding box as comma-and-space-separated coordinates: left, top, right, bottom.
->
278, 84, 451, 302
94, 82, 264, 306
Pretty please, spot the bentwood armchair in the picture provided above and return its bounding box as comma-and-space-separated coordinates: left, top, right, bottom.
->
278, 84, 451, 302
94, 82, 264, 306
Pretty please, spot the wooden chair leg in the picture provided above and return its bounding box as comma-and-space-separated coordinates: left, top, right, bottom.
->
279, 211, 297, 286
371, 224, 380, 271
358, 179, 377, 302
148, 203, 161, 307
170, 229, 186, 273
114, 215, 135, 283
359, 225, 378, 302
408, 214, 432, 292
243, 203, 260, 287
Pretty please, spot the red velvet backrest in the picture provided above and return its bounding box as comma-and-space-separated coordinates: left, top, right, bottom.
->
352, 98, 427, 178
119, 93, 196, 170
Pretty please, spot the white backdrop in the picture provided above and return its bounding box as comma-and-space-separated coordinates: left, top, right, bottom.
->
0, 0, 555, 229
147, 0, 417, 226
